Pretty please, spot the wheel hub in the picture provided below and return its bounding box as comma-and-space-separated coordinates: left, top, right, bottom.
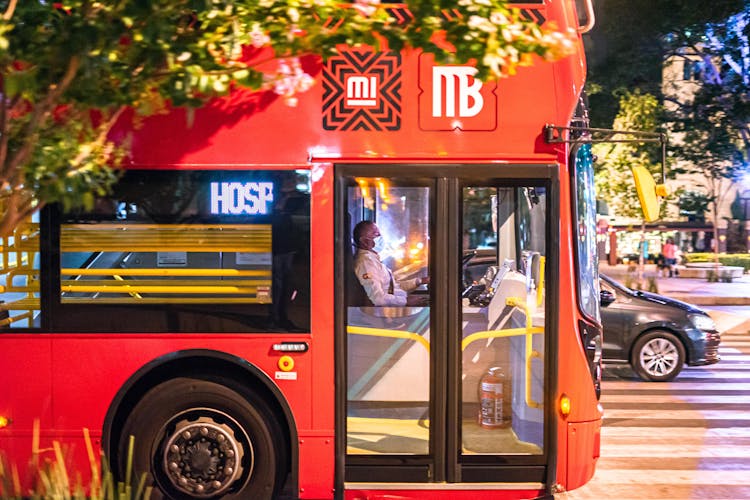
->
162, 415, 248, 498
642, 339, 677, 376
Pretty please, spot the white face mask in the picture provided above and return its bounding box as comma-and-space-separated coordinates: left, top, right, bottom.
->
372, 235, 385, 253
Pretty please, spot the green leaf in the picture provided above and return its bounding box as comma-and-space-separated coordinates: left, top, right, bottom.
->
4, 72, 21, 97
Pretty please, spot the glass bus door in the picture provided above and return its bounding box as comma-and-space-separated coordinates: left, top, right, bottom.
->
337, 165, 553, 486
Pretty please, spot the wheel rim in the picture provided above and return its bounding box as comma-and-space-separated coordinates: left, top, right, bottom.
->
159, 408, 253, 498
639, 337, 679, 378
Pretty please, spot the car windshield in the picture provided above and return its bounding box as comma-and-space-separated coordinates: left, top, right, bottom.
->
600, 274, 634, 295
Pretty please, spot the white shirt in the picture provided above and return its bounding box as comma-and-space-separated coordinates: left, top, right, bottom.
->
353, 249, 419, 306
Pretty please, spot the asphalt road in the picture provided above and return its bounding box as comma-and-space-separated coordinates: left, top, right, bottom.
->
558, 307, 750, 500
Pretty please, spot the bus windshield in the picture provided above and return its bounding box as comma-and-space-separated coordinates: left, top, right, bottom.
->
573, 143, 600, 323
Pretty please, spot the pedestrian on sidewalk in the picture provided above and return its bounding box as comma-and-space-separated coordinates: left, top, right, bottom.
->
656, 253, 667, 277
662, 238, 677, 278
674, 245, 684, 276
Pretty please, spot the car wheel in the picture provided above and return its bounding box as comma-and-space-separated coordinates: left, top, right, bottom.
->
632, 330, 685, 382
116, 377, 286, 500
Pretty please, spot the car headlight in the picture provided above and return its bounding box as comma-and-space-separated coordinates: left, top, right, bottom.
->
689, 313, 716, 331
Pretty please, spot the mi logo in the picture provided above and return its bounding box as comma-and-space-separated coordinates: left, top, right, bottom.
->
432, 67, 483, 118
322, 50, 401, 131
346, 76, 378, 106
419, 54, 497, 131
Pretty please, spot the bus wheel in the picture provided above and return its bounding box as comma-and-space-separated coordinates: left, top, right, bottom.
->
117, 377, 285, 500
632, 330, 685, 382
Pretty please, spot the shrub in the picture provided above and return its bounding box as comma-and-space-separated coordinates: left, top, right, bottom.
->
719, 255, 750, 272
0, 426, 150, 500
684, 253, 750, 272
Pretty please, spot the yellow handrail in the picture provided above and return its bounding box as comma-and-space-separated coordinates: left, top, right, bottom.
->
461, 323, 544, 412
460, 326, 544, 351
60, 224, 271, 252
505, 296, 543, 409
62, 224, 265, 230
113, 274, 142, 299
0, 310, 34, 327
1, 295, 273, 308
537, 256, 545, 307
0, 297, 39, 309
60, 269, 271, 296
347, 325, 430, 353
349, 300, 545, 412
2, 221, 278, 325
60, 268, 271, 277
62, 297, 267, 304
0, 220, 40, 327
61, 279, 271, 287
60, 284, 265, 294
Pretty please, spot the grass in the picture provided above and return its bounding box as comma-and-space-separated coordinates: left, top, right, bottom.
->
0, 422, 151, 500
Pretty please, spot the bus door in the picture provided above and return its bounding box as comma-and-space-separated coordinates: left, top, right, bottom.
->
336, 165, 556, 487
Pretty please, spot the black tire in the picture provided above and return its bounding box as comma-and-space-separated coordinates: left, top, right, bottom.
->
632, 330, 685, 382
116, 377, 287, 500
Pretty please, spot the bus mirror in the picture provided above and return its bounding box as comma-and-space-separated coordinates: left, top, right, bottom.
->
632, 166, 667, 222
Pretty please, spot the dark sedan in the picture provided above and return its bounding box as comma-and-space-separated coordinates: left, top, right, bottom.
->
600, 273, 721, 381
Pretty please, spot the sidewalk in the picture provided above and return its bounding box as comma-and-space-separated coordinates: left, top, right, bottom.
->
599, 263, 750, 306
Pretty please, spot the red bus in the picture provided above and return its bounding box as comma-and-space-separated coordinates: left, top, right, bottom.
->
0, 1, 604, 498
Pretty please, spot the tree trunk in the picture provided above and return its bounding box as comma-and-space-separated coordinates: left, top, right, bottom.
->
712, 208, 720, 265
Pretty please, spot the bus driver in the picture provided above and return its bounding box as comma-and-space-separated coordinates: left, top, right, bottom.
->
352, 221, 429, 307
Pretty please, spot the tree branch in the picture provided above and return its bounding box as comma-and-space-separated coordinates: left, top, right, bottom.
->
0, 193, 42, 238
0, 86, 7, 179
0, 95, 21, 179
5, 56, 81, 185
2, 0, 17, 21
68, 105, 127, 172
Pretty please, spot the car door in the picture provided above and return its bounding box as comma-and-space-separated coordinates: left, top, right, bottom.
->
599, 278, 629, 362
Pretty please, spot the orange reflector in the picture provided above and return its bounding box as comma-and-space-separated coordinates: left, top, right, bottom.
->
559, 394, 571, 417
0, 415, 9, 429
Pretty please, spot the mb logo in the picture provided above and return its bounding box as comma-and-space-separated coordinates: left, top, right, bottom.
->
432, 67, 483, 118
419, 54, 497, 131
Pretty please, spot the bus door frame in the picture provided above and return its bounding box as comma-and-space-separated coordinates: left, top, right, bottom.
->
334, 163, 560, 491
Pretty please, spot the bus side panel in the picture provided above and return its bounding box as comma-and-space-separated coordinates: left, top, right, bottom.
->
298, 435, 335, 498
0, 336, 52, 491
44, 337, 323, 493
0, 336, 53, 433
566, 419, 601, 490
344, 489, 546, 500
309, 162, 335, 432
2, 164, 336, 497
301, 162, 336, 498
125, 53, 579, 168
50, 337, 313, 430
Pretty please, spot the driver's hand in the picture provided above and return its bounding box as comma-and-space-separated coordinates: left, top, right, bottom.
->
420, 276, 430, 286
